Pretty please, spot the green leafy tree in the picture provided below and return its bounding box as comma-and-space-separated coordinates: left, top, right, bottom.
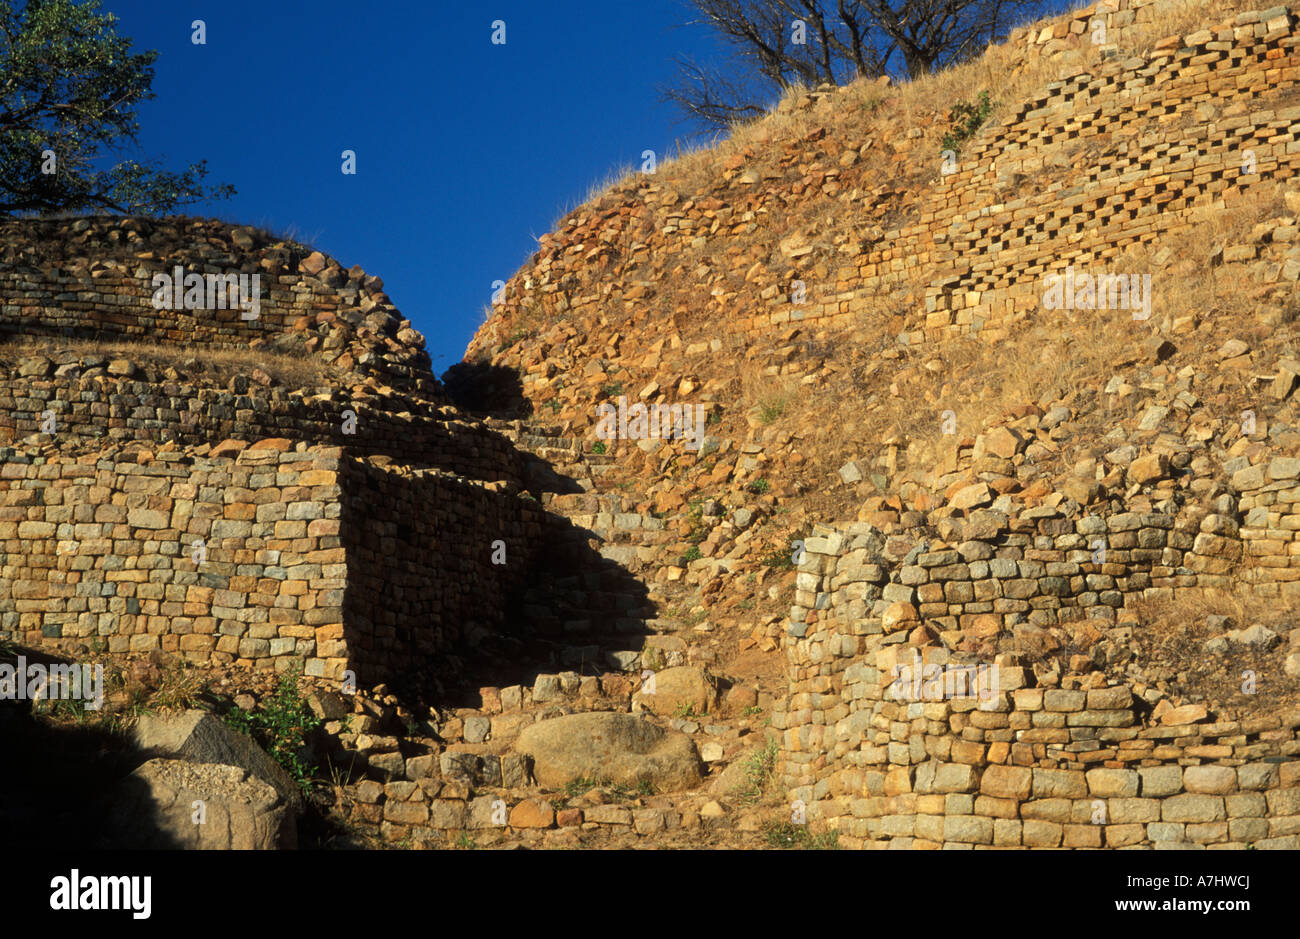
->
0, 0, 234, 215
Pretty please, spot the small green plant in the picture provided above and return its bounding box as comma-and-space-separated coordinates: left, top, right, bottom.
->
561, 776, 600, 799
763, 821, 840, 849
734, 740, 778, 803
592, 441, 607, 455
744, 705, 763, 716
452, 832, 479, 850
672, 702, 699, 720
940, 90, 993, 156
558, 775, 652, 803
760, 547, 794, 569
748, 478, 770, 494
601, 381, 624, 397
758, 400, 786, 424
48, 695, 92, 724
679, 545, 702, 565
223, 663, 322, 792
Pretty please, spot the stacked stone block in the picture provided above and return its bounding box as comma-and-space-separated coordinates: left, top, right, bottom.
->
0, 442, 545, 685
1232, 454, 1300, 597
337, 459, 544, 682
0, 369, 525, 486
0, 443, 346, 675
776, 590, 1300, 848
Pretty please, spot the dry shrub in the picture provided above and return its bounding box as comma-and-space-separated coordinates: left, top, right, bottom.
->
738, 359, 803, 428
1128, 588, 1290, 629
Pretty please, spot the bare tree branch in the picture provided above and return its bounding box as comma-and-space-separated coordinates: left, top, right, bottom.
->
666, 0, 1060, 131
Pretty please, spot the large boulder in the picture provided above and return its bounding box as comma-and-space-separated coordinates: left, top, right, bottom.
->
513, 712, 703, 792
632, 666, 719, 717
131, 709, 302, 811
103, 758, 295, 849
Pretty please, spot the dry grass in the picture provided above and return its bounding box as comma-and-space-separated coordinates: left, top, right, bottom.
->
1129, 589, 1291, 629
741, 367, 801, 426
0, 335, 332, 390
1144, 182, 1288, 320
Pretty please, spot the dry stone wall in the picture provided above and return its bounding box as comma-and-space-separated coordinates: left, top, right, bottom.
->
0, 216, 438, 396
1012, 0, 1250, 64
774, 522, 1294, 842
0, 443, 347, 674
0, 441, 544, 685
0, 215, 556, 689
0, 367, 525, 486
776, 519, 1300, 847
787, 454, 1300, 641
1233, 451, 1300, 596
337, 459, 544, 684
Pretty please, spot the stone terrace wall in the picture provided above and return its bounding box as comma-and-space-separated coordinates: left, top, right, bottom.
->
0, 367, 525, 486
0, 442, 544, 685
777, 525, 1300, 848
1233, 451, 1300, 598
776, 614, 1300, 848
0, 216, 439, 397
1011, 0, 1247, 64
0, 216, 556, 686
0, 443, 346, 675
786, 454, 1300, 640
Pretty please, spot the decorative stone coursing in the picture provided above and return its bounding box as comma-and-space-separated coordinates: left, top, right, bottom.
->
469, 2, 1300, 379
771, 3, 1300, 345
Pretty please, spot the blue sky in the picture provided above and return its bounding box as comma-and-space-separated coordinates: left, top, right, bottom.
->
101, 0, 732, 372
101, 0, 1071, 372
